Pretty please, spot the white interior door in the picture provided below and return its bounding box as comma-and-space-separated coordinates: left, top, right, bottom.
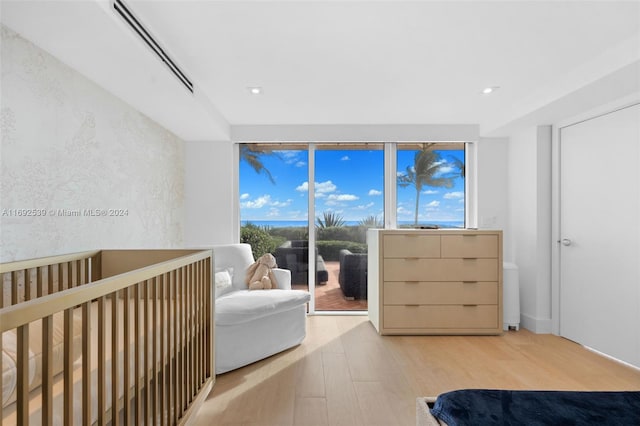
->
559, 103, 640, 368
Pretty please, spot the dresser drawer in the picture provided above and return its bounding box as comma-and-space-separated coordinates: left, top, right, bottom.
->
383, 258, 499, 281
383, 305, 498, 329
383, 234, 440, 258
441, 235, 498, 258
384, 281, 498, 305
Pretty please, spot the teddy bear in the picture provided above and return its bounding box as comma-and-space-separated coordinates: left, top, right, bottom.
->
245, 253, 278, 290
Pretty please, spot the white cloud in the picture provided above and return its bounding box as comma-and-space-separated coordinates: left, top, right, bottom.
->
368, 189, 382, 196
427, 200, 440, 207
271, 199, 292, 207
444, 191, 464, 199
325, 193, 358, 207
240, 193, 250, 200
295, 161, 307, 167
423, 189, 439, 195
340, 156, 350, 161
354, 202, 375, 210
241, 194, 271, 209
316, 180, 337, 193
328, 194, 358, 201
296, 180, 337, 193
459, 199, 465, 203
438, 165, 454, 174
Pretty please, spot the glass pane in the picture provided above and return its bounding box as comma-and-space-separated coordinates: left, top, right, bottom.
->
314, 145, 384, 311
396, 143, 465, 229
239, 144, 310, 292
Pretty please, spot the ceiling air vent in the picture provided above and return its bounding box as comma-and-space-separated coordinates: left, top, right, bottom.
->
113, 0, 194, 93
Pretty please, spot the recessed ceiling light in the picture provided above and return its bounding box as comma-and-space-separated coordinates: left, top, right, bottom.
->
482, 86, 500, 94
248, 86, 262, 95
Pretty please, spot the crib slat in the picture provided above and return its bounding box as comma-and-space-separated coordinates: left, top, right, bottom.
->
144, 280, 151, 424
58, 262, 65, 292
123, 286, 131, 425
152, 277, 158, 425
25, 268, 32, 303
0, 328, 3, 422
64, 307, 74, 425
135, 283, 142, 426
37, 266, 43, 298
98, 296, 106, 426
194, 262, 200, 394
112, 291, 120, 426
40, 314, 53, 426
159, 273, 166, 426
180, 266, 187, 416
48, 264, 54, 295
0, 327, 3, 422
187, 264, 193, 400
82, 301, 91, 426
170, 269, 177, 426
16, 324, 29, 426
11, 271, 18, 305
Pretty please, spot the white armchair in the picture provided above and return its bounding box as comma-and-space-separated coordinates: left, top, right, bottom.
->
213, 244, 310, 374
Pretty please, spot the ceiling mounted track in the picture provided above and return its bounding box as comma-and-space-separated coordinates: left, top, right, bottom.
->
113, 0, 194, 93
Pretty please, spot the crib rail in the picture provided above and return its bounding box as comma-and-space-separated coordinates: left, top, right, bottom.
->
0, 250, 101, 308
0, 249, 214, 426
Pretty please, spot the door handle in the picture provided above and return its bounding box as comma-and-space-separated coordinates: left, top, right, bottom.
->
560, 238, 572, 246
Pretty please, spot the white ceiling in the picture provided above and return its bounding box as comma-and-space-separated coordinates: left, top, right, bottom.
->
2, 0, 639, 141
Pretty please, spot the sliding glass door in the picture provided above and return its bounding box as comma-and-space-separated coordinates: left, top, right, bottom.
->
314, 144, 384, 311
239, 145, 310, 292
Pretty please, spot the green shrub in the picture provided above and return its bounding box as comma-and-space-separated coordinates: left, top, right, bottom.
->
240, 223, 280, 259
268, 226, 308, 241
316, 240, 367, 261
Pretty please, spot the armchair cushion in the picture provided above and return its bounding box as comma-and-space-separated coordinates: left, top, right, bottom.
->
272, 268, 292, 290
214, 267, 234, 298
215, 289, 310, 325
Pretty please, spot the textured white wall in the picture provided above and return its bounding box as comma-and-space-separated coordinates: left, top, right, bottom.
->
0, 26, 185, 262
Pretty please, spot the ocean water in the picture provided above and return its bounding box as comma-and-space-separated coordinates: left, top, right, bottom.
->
242, 220, 465, 228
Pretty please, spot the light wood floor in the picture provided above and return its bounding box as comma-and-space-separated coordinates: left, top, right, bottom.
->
194, 316, 640, 426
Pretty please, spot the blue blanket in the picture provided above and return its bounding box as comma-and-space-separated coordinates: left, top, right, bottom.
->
430, 389, 640, 426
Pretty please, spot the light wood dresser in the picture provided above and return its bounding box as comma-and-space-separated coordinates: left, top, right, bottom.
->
367, 229, 503, 335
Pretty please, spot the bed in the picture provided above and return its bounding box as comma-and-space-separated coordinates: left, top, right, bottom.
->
1, 249, 214, 425
416, 389, 640, 426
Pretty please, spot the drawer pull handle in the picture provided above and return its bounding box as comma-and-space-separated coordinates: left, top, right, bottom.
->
463, 304, 478, 307
405, 304, 420, 307
405, 281, 419, 284
462, 258, 478, 260
463, 281, 478, 284
405, 257, 420, 261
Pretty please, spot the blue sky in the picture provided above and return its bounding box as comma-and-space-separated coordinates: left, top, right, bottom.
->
240, 147, 465, 224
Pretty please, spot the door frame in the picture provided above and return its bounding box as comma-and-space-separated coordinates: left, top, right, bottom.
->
551, 94, 640, 335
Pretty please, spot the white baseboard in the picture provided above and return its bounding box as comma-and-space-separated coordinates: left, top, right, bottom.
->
520, 314, 552, 334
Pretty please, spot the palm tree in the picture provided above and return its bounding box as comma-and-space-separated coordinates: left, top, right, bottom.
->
358, 215, 383, 228
240, 144, 277, 184
448, 155, 465, 179
316, 211, 345, 228
398, 146, 454, 225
